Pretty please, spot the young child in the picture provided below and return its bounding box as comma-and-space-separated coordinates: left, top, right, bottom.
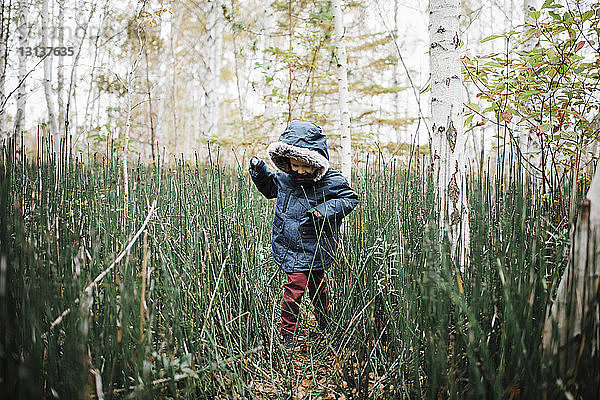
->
248, 120, 358, 349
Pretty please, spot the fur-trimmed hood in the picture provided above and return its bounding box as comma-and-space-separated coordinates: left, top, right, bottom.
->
267, 121, 330, 181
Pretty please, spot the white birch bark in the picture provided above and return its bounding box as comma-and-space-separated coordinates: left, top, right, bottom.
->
429, 0, 470, 272
157, 13, 170, 155
520, 0, 543, 181
57, 0, 65, 136
66, 0, 94, 148
200, 0, 224, 142
123, 71, 133, 211
83, 0, 109, 140
0, 0, 10, 138
522, 0, 539, 52
168, 7, 184, 155
41, 0, 59, 147
122, 26, 144, 213
333, 0, 352, 185
393, 0, 402, 144
231, 19, 247, 141
14, 0, 28, 135
543, 164, 600, 369
260, 8, 275, 131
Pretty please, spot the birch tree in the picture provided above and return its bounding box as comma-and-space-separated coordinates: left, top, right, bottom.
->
41, 0, 59, 146
230, 0, 248, 141
543, 164, 600, 374
0, 0, 10, 138
57, 0, 66, 135
163, 6, 180, 154
122, 24, 145, 212
393, 0, 402, 144
200, 0, 224, 141
260, 7, 276, 132
333, 0, 352, 185
14, 0, 28, 135
66, 0, 95, 145
429, 0, 470, 273
520, 0, 543, 181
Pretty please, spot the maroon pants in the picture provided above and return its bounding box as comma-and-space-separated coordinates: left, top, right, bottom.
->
281, 270, 329, 335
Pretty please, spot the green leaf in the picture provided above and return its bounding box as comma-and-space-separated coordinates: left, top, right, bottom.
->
541, 0, 554, 8
563, 11, 573, 22
467, 103, 481, 113
540, 124, 552, 132
481, 34, 503, 43
549, 11, 561, 20
464, 114, 474, 127
529, 11, 541, 20
582, 10, 594, 21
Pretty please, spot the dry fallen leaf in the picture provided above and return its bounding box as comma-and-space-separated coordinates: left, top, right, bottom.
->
301, 379, 312, 388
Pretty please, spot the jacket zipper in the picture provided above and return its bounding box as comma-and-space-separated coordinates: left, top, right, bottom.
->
282, 191, 292, 213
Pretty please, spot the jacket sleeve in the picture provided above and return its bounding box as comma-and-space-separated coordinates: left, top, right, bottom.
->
249, 157, 278, 199
308, 176, 358, 225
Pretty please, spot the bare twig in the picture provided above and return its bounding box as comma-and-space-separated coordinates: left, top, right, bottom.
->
0, 53, 50, 114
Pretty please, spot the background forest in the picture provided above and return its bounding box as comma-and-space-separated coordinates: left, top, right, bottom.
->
1, 0, 599, 399
5, 0, 595, 164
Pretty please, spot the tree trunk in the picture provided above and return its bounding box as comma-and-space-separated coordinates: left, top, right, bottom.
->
543, 164, 600, 375
122, 26, 144, 214
143, 41, 156, 161
41, 0, 59, 147
261, 7, 275, 131
66, 0, 95, 148
201, 0, 224, 141
231, 1, 247, 142
0, 0, 11, 139
83, 0, 110, 145
57, 0, 65, 137
520, 0, 544, 185
164, 6, 181, 155
429, 0, 470, 273
522, 0, 539, 52
333, 0, 352, 185
14, 0, 27, 135
393, 0, 402, 144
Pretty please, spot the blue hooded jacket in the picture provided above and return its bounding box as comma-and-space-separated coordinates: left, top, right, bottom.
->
249, 121, 359, 273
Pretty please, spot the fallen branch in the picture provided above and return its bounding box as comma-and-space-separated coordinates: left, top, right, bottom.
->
46, 200, 157, 334
83, 199, 157, 296
48, 307, 73, 332
90, 367, 104, 400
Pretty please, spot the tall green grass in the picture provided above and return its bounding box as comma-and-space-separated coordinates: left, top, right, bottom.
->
0, 136, 593, 399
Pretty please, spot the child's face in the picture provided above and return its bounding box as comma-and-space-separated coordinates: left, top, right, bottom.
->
289, 158, 315, 175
